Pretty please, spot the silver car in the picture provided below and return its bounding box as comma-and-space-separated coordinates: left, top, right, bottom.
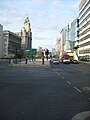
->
52, 58, 60, 64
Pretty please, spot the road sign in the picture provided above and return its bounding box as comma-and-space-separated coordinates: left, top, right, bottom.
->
25, 49, 37, 58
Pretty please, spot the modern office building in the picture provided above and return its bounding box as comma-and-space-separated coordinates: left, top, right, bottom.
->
65, 19, 79, 52
70, 18, 79, 50
65, 24, 71, 52
60, 28, 67, 56
59, 18, 79, 60
78, 0, 90, 61
3, 30, 21, 58
0, 24, 3, 58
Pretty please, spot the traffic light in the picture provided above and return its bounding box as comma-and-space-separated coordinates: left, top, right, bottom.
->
45, 49, 49, 61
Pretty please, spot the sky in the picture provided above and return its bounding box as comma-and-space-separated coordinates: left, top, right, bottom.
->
0, 0, 80, 51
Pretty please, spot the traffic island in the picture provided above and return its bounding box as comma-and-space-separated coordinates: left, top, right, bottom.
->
8, 61, 51, 68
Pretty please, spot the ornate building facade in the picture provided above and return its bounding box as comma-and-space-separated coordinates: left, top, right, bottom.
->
16, 16, 32, 50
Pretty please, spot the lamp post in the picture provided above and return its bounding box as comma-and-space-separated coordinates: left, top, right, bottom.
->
15, 48, 17, 63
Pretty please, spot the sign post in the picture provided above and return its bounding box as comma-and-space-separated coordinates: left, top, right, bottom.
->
24, 49, 37, 58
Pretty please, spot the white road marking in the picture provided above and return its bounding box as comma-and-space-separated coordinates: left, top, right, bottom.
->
82, 72, 87, 74
61, 76, 64, 79
74, 87, 82, 93
53, 70, 64, 79
56, 72, 60, 76
71, 111, 90, 120
28, 70, 34, 71
66, 81, 71, 84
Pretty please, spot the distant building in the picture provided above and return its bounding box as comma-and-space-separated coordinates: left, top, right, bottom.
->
59, 18, 79, 60
78, 0, 90, 61
71, 18, 79, 50
65, 19, 79, 53
3, 30, 21, 58
16, 16, 32, 50
52, 48, 56, 57
60, 28, 67, 56
55, 37, 61, 57
67, 19, 79, 60
0, 24, 3, 58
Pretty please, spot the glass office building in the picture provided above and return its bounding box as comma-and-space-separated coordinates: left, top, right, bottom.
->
65, 19, 79, 53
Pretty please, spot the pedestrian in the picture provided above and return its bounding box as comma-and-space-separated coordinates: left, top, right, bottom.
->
25, 58, 28, 64
42, 57, 44, 65
42, 52, 44, 65
32, 55, 33, 61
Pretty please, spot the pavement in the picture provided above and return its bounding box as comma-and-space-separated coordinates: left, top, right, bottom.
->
8, 59, 90, 68
8, 59, 51, 68
79, 61, 90, 64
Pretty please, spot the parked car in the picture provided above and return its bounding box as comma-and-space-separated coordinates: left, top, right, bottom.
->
70, 60, 79, 64
63, 58, 70, 64
52, 58, 60, 64
60, 54, 70, 64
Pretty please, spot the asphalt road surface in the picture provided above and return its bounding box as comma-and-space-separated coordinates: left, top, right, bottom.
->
0, 62, 90, 120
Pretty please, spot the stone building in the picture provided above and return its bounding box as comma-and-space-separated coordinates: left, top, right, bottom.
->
3, 30, 21, 58
55, 37, 61, 57
0, 24, 3, 58
16, 16, 32, 50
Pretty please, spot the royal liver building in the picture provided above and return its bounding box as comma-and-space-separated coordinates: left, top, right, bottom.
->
16, 16, 32, 50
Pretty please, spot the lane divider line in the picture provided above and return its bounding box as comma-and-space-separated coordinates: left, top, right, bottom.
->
61, 76, 64, 79
74, 87, 82, 93
56, 72, 60, 76
66, 81, 71, 85
53, 69, 64, 79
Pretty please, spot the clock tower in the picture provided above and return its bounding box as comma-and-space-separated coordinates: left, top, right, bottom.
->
21, 15, 32, 49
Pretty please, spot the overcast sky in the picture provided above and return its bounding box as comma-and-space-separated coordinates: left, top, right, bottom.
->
0, 0, 80, 51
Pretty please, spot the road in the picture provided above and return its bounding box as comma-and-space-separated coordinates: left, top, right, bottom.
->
0, 62, 90, 120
